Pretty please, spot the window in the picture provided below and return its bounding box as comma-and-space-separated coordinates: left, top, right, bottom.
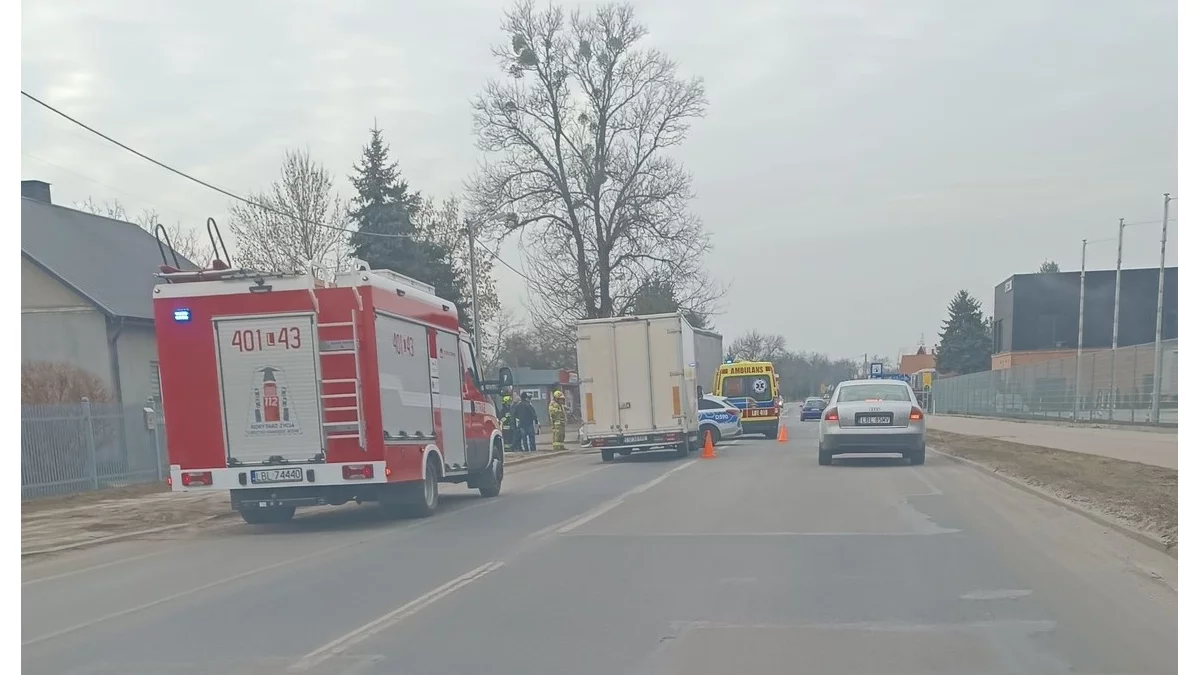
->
459, 339, 481, 389
836, 383, 912, 403
699, 398, 722, 410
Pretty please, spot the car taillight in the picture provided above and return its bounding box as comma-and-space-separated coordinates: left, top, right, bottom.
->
342, 464, 375, 480
824, 407, 839, 422
181, 471, 213, 486
909, 406, 924, 421
726, 407, 739, 416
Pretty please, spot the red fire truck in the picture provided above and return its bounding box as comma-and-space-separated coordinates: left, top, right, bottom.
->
152, 234, 512, 525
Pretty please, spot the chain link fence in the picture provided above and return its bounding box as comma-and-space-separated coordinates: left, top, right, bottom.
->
22, 400, 169, 500
932, 340, 1178, 425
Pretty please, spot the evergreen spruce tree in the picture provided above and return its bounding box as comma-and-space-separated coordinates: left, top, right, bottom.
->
347, 125, 471, 328
935, 290, 992, 375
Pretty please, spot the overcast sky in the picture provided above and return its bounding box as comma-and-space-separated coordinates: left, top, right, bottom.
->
21, 0, 1178, 360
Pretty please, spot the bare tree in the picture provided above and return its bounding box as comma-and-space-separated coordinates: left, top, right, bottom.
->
227, 149, 352, 280
74, 197, 207, 264
469, 0, 720, 331
727, 330, 788, 362
478, 307, 522, 375
418, 194, 501, 331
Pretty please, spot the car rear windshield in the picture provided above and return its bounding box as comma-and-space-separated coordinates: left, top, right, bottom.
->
720, 374, 775, 402
837, 384, 911, 402
804, 398, 824, 406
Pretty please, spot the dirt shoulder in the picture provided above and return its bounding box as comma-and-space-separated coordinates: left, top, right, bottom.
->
928, 429, 1177, 553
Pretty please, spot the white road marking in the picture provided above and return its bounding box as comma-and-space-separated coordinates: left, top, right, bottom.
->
22, 548, 174, 586
527, 465, 606, 493
288, 562, 504, 672
531, 459, 699, 538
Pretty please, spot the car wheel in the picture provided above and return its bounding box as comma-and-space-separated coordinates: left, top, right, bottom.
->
818, 442, 833, 466
909, 446, 926, 466
700, 425, 721, 446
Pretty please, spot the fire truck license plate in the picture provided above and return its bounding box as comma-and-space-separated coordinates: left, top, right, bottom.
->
250, 468, 304, 484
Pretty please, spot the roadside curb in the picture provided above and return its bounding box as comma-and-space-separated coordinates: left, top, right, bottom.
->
24, 454, 580, 558
928, 446, 1177, 560
22, 511, 239, 558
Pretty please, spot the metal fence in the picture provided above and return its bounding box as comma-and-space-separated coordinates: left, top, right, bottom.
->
22, 401, 168, 500
932, 340, 1179, 425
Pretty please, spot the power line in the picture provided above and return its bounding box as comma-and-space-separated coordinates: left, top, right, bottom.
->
22, 89, 547, 288
23, 89, 421, 240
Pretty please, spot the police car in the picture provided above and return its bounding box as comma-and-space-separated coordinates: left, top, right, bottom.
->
698, 394, 743, 444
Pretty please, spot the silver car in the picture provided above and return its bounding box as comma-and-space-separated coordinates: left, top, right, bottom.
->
817, 379, 926, 466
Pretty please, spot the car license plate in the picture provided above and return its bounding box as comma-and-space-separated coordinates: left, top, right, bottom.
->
250, 467, 304, 484
624, 435, 648, 443
857, 415, 892, 426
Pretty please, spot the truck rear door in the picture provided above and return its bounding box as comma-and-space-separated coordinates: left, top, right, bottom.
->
213, 313, 326, 465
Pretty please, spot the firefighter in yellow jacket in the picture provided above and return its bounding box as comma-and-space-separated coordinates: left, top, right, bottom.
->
548, 390, 568, 451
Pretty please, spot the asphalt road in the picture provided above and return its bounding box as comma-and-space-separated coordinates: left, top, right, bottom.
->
23, 407, 1177, 675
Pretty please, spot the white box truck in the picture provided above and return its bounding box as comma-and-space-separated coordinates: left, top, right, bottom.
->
576, 313, 702, 462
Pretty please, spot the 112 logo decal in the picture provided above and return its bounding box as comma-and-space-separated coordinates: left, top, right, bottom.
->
247, 366, 302, 437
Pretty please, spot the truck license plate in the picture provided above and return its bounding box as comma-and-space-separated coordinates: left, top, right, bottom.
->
624, 435, 648, 443
250, 467, 304, 484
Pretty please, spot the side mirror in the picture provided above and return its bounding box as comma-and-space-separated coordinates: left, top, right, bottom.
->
497, 366, 514, 388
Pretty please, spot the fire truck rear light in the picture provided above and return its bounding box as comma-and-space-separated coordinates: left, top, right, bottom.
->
385, 467, 392, 477
824, 407, 839, 422
181, 471, 213, 486
343, 464, 374, 480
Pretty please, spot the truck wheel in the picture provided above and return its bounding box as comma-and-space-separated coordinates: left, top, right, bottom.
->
238, 506, 295, 525
674, 442, 689, 459
601, 449, 616, 462
477, 444, 504, 498
400, 462, 440, 518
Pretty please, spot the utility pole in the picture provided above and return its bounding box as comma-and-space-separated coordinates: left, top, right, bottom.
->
1073, 239, 1087, 422
1150, 193, 1172, 424
1108, 218, 1125, 421
464, 219, 483, 360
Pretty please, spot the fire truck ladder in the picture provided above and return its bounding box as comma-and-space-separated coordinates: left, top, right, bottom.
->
316, 289, 366, 451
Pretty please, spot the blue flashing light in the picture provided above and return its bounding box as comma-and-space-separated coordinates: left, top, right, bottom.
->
173, 308, 192, 323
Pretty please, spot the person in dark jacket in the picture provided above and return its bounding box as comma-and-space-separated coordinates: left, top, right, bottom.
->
512, 392, 539, 452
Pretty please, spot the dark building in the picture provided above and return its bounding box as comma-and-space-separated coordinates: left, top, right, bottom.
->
991, 267, 1177, 369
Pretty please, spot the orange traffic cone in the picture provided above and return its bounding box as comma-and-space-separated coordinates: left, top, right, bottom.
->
777, 424, 789, 443
701, 430, 717, 459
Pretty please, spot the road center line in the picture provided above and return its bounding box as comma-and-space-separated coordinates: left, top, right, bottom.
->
287, 561, 504, 672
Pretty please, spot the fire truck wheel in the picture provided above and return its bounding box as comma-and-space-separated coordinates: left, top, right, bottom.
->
408, 462, 440, 518
238, 506, 295, 525
477, 446, 504, 498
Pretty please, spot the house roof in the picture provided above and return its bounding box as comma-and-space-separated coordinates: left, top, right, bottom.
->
899, 353, 936, 375
21, 197, 199, 320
